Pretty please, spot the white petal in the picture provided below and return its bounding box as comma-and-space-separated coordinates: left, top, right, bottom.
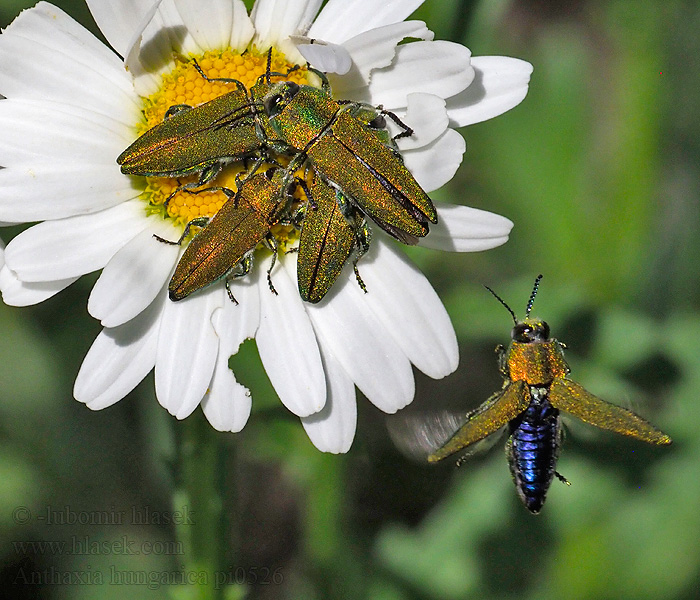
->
228, 0, 257, 50
327, 21, 433, 97
366, 41, 474, 108
395, 92, 449, 150
201, 287, 260, 433
301, 342, 357, 453
294, 38, 352, 74
251, 0, 324, 63
402, 128, 465, 193
306, 268, 415, 413
4, 201, 148, 282
447, 56, 533, 127
85, 0, 163, 58
88, 219, 181, 327
214, 277, 261, 352
202, 364, 252, 433
0, 99, 134, 166
0, 3, 140, 118
257, 254, 326, 417
126, 0, 195, 96
418, 202, 513, 252
308, 0, 424, 43
0, 265, 76, 306
0, 238, 4, 271
74, 291, 165, 410
357, 242, 458, 379
172, 0, 245, 51
123, 0, 171, 88
155, 286, 222, 419
0, 165, 136, 223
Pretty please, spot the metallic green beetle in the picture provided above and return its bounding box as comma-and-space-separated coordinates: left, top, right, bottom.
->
296, 177, 370, 303
261, 78, 438, 245
117, 52, 298, 186
117, 81, 259, 185
293, 106, 408, 303
134, 82, 395, 304
158, 167, 291, 302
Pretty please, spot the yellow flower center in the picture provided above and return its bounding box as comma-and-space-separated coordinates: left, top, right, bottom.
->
136, 48, 309, 243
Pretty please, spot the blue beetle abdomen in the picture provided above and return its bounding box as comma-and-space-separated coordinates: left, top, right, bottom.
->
506, 387, 561, 513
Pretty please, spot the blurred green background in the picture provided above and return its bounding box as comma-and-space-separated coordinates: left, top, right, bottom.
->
0, 0, 697, 598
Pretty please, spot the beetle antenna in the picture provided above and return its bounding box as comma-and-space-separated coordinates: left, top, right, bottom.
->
265, 47, 272, 84
525, 274, 543, 318
484, 285, 518, 325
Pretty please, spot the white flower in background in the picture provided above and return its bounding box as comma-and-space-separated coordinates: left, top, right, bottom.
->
0, 0, 532, 452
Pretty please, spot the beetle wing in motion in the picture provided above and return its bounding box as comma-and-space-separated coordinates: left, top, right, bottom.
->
427, 380, 531, 462
548, 378, 672, 445
387, 409, 476, 462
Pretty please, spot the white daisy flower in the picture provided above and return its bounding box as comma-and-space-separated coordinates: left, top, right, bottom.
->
0, 0, 532, 453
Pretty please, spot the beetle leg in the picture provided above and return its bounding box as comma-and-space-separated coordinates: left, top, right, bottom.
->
254, 118, 297, 154
235, 157, 266, 189
554, 471, 571, 486
338, 100, 414, 139
334, 189, 372, 294
197, 162, 223, 186
271, 154, 307, 208
165, 184, 238, 214
306, 65, 331, 94
281, 195, 306, 229
352, 222, 371, 294
224, 278, 239, 305
163, 104, 192, 119
153, 216, 210, 245
382, 109, 414, 140
162, 164, 227, 207
455, 454, 470, 468
295, 176, 316, 211
338, 102, 408, 156
496, 344, 508, 375
262, 235, 279, 296
190, 59, 248, 94
225, 252, 255, 291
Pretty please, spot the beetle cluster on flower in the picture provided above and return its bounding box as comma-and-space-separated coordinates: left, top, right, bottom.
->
118, 51, 439, 305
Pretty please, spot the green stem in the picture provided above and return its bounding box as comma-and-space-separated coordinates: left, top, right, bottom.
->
172, 409, 228, 599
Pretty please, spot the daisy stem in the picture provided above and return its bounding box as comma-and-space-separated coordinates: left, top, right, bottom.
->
173, 409, 227, 599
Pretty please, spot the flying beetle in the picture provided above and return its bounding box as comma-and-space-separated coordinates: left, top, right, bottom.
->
261, 76, 438, 245
157, 166, 292, 302
408, 276, 672, 513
